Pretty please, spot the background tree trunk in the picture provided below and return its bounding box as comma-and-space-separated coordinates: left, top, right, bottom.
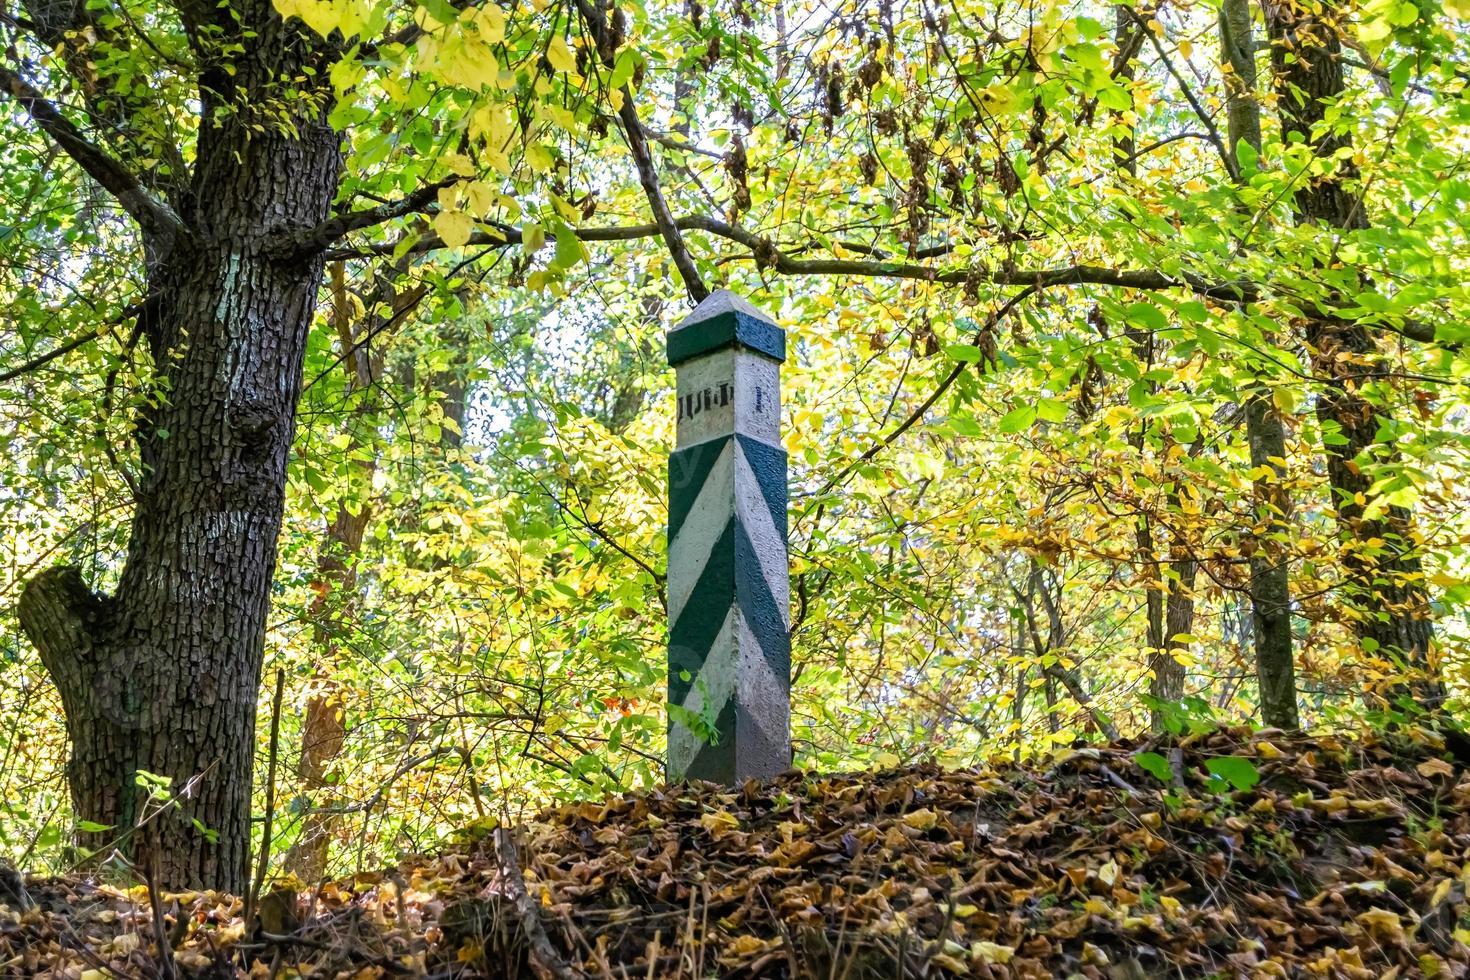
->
1264, 0, 1443, 710
1225, 0, 1299, 728
283, 264, 378, 882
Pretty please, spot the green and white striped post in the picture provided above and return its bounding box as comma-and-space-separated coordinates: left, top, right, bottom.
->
666, 290, 791, 783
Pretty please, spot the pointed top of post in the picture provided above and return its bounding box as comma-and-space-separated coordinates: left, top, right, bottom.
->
680, 288, 777, 328
667, 289, 784, 367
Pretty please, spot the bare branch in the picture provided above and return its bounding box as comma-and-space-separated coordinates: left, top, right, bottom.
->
573, 0, 708, 302
1124, 7, 1239, 184
0, 64, 186, 243
0, 329, 98, 384
0, 298, 150, 384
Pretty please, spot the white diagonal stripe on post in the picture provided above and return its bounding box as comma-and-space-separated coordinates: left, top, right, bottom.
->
668, 439, 735, 629
737, 608, 790, 754
667, 603, 739, 779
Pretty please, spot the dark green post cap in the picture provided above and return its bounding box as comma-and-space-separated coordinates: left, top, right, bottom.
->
667, 289, 784, 366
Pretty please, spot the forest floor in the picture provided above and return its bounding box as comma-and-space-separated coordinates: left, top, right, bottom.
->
5, 728, 1470, 978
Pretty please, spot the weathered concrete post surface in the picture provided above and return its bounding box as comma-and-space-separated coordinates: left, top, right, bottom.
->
666, 290, 791, 783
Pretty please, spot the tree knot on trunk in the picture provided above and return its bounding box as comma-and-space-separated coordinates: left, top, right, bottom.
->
230, 399, 282, 447
17, 566, 109, 681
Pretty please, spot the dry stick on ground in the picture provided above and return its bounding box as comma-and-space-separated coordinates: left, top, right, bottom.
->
493, 827, 581, 980
245, 670, 286, 928
144, 852, 179, 980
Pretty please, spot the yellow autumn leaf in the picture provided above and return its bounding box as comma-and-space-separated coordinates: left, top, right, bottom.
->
699, 809, 740, 838
720, 934, 777, 964
777, 820, 807, 843
1417, 757, 1455, 779
464, 180, 496, 217
442, 153, 475, 177
525, 143, 554, 173
1357, 907, 1405, 943
901, 808, 937, 830
547, 35, 577, 72
439, 32, 499, 90
978, 82, 1018, 115
930, 952, 969, 973
972, 941, 1015, 964
275, 0, 341, 38
433, 209, 474, 248
472, 4, 505, 43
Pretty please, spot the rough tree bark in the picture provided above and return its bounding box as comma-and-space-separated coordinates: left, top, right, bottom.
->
12, 0, 345, 890
1263, 0, 1443, 710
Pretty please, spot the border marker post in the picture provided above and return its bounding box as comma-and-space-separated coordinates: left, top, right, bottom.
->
666, 290, 791, 783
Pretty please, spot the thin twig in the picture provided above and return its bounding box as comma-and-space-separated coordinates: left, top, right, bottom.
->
0, 329, 98, 384
805, 284, 1040, 504
1125, 7, 1239, 184
572, 0, 707, 302
143, 852, 179, 980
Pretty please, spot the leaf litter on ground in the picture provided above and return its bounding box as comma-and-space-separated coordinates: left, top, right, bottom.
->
5, 728, 1470, 978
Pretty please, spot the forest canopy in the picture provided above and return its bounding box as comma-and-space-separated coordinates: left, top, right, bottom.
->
0, 0, 1466, 897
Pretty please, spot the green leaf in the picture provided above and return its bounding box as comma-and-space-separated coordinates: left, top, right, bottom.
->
1134, 751, 1173, 785
1124, 302, 1169, 332
1235, 138, 1258, 174
1205, 756, 1260, 792
75, 820, 113, 833
554, 223, 586, 269
609, 48, 641, 90
418, 0, 461, 25
998, 405, 1036, 433
1036, 398, 1069, 424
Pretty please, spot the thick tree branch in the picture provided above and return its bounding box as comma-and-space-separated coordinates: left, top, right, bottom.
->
276, 179, 455, 258
0, 297, 153, 384
0, 64, 185, 243
0, 329, 97, 384
325, 214, 1450, 347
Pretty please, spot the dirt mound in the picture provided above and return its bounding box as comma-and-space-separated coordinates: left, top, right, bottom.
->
4, 729, 1469, 977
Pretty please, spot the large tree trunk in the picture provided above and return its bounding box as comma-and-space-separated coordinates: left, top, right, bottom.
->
1263, 0, 1443, 709
18, 4, 341, 891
